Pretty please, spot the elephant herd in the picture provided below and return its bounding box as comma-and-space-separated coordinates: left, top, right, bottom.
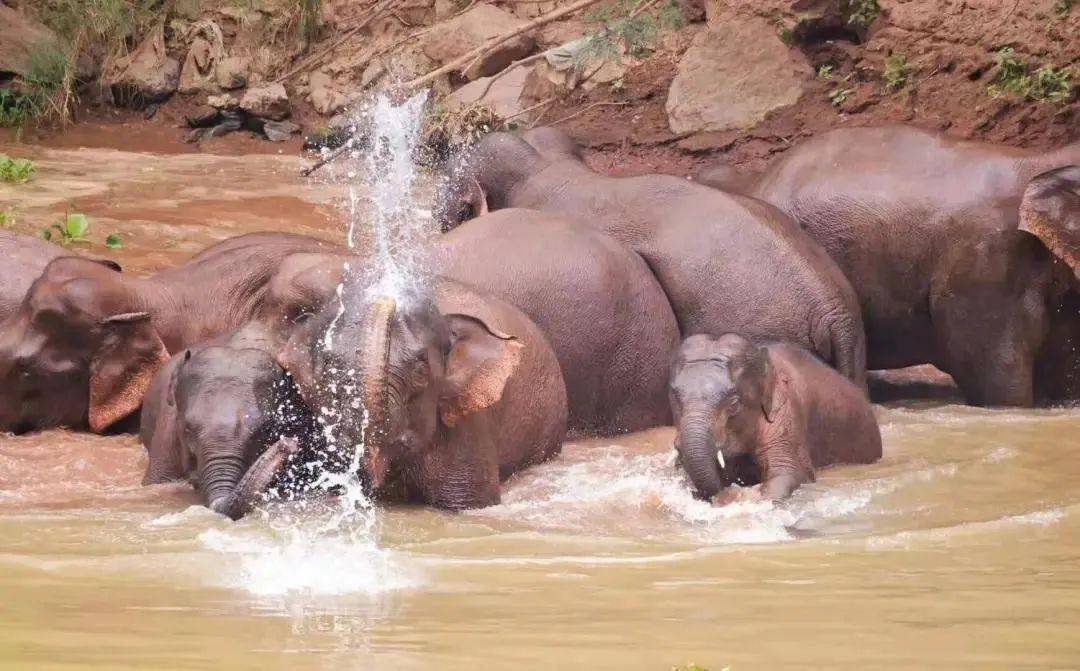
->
0, 124, 1075, 518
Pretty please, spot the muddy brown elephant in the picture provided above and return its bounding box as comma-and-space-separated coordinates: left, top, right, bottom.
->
140, 324, 317, 519
433, 209, 679, 434
698, 126, 1079, 406
434, 128, 868, 387
669, 334, 882, 502
0, 231, 72, 322
0, 232, 335, 435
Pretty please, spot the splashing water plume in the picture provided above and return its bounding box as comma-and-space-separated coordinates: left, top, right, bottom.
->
251, 92, 434, 593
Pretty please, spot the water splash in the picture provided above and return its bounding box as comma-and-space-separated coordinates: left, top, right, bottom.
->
250, 92, 434, 594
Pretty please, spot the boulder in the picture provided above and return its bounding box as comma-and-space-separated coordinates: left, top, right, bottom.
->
207, 93, 238, 110
105, 24, 180, 107
446, 66, 528, 118
263, 119, 300, 142
665, 13, 810, 135
178, 20, 227, 94
0, 5, 60, 79
239, 83, 290, 120
421, 4, 536, 80
215, 56, 251, 90
185, 104, 221, 128
308, 70, 348, 116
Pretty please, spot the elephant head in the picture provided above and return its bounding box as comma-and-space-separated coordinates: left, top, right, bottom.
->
668, 334, 776, 499
171, 344, 310, 519
274, 277, 523, 497
0, 256, 168, 434
433, 132, 547, 231
1020, 165, 1080, 282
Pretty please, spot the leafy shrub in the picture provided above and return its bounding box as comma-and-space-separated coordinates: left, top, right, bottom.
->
884, 54, 908, 91
577, 0, 684, 68
39, 211, 121, 249
0, 155, 36, 183
829, 87, 852, 106
988, 47, 1073, 103
0, 206, 16, 229
845, 0, 880, 27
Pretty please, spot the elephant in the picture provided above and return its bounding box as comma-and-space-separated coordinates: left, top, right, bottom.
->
0, 231, 70, 322
0, 232, 335, 435
140, 324, 316, 519
270, 273, 568, 510
434, 128, 868, 388
433, 209, 679, 434
698, 126, 1080, 406
669, 333, 882, 502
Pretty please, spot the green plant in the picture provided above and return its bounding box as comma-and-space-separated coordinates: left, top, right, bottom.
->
577, 0, 685, 69
105, 233, 123, 249
298, 0, 322, 46
41, 212, 91, 246
672, 665, 711, 671
829, 87, 852, 106
1054, 0, 1071, 16
0, 155, 36, 183
988, 47, 1073, 102
884, 53, 908, 91
816, 64, 834, 79
0, 206, 16, 229
777, 24, 794, 45
845, 0, 880, 27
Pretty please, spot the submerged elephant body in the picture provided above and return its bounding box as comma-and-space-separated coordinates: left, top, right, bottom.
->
434, 209, 680, 434
0, 232, 335, 434
436, 129, 868, 387
670, 334, 882, 502
710, 126, 1079, 406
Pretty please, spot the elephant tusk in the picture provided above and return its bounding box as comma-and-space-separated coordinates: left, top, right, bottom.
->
716, 450, 726, 470
667, 445, 679, 468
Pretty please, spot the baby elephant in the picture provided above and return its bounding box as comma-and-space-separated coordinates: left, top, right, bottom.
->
669, 334, 882, 502
141, 326, 315, 519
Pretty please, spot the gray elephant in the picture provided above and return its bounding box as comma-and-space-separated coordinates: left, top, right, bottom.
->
271, 274, 568, 510
0, 231, 71, 322
433, 209, 679, 434
669, 334, 882, 502
699, 125, 1079, 406
140, 324, 316, 519
0, 232, 335, 435
434, 128, 868, 387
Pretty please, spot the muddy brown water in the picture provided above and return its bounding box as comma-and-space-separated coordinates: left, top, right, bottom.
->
1, 141, 1078, 670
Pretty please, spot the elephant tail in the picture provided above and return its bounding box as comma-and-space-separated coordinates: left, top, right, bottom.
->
813, 308, 867, 392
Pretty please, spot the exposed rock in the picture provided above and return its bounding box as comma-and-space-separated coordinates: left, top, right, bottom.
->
421, 4, 536, 79
179, 21, 227, 94
185, 105, 221, 128
446, 66, 528, 118
665, 12, 810, 135
207, 93, 238, 110
239, 83, 290, 121
0, 5, 60, 79
263, 119, 300, 142
105, 24, 181, 108
215, 56, 251, 90
185, 115, 242, 143
308, 70, 348, 116
521, 38, 629, 100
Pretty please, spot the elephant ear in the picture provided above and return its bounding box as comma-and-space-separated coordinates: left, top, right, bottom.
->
732, 345, 776, 423
1019, 165, 1080, 281
89, 312, 170, 433
438, 313, 523, 428
275, 317, 319, 403
141, 350, 192, 484
467, 178, 489, 219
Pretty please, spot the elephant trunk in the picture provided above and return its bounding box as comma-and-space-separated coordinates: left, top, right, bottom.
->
678, 412, 725, 499
207, 438, 300, 520
201, 452, 247, 517
356, 297, 396, 490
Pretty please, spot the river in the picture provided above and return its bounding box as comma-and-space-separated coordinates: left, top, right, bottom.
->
0, 137, 1078, 670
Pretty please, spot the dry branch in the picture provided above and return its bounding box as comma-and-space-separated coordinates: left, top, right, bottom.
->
274, 0, 398, 84
397, 0, 608, 92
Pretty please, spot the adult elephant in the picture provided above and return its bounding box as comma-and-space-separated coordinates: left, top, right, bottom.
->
703, 126, 1079, 406
433, 209, 679, 434
0, 231, 76, 321
434, 128, 868, 387
0, 232, 335, 435
274, 275, 567, 510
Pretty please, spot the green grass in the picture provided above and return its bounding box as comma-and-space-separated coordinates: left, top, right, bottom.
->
577, 0, 684, 69
0, 155, 36, 183
988, 47, 1073, 103
1054, 0, 1071, 16
884, 54, 908, 91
